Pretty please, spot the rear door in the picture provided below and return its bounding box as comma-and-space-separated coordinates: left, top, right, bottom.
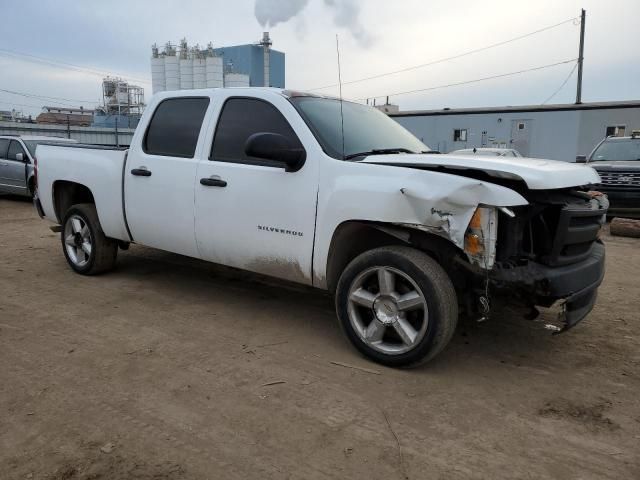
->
0, 140, 28, 194
194, 94, 319, 285
124, 96, 210, 258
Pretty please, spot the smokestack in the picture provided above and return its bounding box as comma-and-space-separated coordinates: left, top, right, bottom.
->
260, 32, 272, 87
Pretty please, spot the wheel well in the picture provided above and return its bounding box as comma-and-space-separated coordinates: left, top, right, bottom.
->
325, 221, 464, 293
53, 181, 95, 223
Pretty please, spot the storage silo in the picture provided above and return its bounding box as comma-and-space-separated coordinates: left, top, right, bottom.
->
193, 58, 207, 89
205, 56, 224, 88
164, 54, 179, 91
151, 44, 166, 94
180, 58, 193, 89
224, 73, 250, 88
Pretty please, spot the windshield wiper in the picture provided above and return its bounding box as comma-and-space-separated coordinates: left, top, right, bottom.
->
344, 148, 416, 160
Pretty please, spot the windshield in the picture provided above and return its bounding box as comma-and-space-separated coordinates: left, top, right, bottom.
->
590, 139, 640, 162
290, 97, 429, 159
476, 151, 504, 156
454, 149, 521, 157
454, 149, 503, 157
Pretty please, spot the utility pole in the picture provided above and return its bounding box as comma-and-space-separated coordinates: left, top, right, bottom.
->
575, 9, 586, 104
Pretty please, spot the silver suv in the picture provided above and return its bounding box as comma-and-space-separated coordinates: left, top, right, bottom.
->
0, 135, 77, 197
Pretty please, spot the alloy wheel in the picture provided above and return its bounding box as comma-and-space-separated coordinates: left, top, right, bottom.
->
64, 214, 92, 268
347, 266, 429, 355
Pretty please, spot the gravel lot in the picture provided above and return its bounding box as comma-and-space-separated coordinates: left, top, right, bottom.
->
1, 196, 639, 479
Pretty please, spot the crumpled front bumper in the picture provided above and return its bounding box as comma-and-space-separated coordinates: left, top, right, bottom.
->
490, 242, 605, 331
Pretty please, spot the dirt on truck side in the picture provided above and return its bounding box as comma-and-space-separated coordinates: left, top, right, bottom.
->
1, 197, 639, 480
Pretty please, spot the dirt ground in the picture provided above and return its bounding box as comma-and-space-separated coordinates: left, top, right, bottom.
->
1, 196, 639, 480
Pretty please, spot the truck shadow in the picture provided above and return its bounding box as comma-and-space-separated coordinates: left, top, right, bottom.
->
0, 194, 32, 203
113, 245, 574, 372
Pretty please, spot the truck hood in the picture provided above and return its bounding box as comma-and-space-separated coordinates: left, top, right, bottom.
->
361, 153, 601, 190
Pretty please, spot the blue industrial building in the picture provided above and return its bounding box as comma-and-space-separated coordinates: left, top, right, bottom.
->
213, 44, 285, 88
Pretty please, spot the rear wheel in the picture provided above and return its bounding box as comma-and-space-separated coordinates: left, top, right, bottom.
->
61, 203, 117, 275
336, 246, 458, 367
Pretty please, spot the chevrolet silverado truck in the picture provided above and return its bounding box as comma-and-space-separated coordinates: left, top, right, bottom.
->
33, 88, 608, 367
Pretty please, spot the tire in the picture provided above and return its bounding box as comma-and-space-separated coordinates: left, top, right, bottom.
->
61, 203, 118, 275
335, 246, 458, 367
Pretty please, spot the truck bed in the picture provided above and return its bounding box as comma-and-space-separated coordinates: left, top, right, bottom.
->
36, 143, 131, 242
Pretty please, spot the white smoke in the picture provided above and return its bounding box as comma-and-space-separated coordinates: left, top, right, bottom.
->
254, 0, 310, 28
323, 0, 373, 48
253, 0, 374, 47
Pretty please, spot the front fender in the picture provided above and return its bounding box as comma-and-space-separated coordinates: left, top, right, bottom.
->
313, 161, 528, 288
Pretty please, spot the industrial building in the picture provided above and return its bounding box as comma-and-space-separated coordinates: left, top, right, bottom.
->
151, 33, 284, 94
0, 109, 32, 123
30, 78, 144, 129
391, 100, 640, 161
36, 106, 94, 127
92, 77, 144, 129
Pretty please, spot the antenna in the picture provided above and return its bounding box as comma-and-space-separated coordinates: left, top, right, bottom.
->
336, 34, 345, 160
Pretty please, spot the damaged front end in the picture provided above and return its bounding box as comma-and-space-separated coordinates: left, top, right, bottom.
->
459, 190, 608, 332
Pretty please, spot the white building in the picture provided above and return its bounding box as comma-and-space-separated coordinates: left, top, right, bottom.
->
391, 100, 640, 161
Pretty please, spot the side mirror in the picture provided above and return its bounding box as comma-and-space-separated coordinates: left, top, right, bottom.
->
575, 155, 587, 163
245, 132, 306, 172
15, 153, 24, 162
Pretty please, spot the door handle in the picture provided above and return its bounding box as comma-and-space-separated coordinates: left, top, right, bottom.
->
200, 176, 227, 187
131, 167, 152, 177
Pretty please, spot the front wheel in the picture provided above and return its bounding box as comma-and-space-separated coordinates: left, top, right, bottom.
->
335, 246, 458, 367
61, 203, 118, 275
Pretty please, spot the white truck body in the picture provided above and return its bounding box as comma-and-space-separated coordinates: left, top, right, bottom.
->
34, 88, 607, 366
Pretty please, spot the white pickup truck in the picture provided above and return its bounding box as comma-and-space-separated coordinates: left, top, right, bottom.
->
34, 88, 608, 366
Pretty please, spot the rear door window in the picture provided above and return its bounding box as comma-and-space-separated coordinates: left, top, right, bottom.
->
211, 97, 303, 168
143, 97, 210, 158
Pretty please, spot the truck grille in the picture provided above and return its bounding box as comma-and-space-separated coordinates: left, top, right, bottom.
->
539, 202, 605, 267
497, 193, 607, 268
596, 170, 640, 188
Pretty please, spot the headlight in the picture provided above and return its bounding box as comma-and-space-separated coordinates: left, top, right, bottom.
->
464, 206, 498, 270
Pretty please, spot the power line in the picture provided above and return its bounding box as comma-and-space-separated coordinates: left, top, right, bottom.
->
0, 95, 82, 110
0, 87, 100, 105
0, 99, 46, 110
355, 59, 578, 101
0, 48, 151, 85
542, 61, 579, 104
309, 16, 579, 91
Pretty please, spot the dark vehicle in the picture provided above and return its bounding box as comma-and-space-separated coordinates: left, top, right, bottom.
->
577, 131, 640, 218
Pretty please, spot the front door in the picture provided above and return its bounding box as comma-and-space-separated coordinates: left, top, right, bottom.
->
194, 95, 319, 285
124, 96, 211, 258
0, 140, 28, 194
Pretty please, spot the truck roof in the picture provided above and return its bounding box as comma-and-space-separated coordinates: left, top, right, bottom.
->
153, 87, 341, 102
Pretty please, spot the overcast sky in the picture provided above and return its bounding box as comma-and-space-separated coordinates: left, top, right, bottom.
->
1, 0, 638, 116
